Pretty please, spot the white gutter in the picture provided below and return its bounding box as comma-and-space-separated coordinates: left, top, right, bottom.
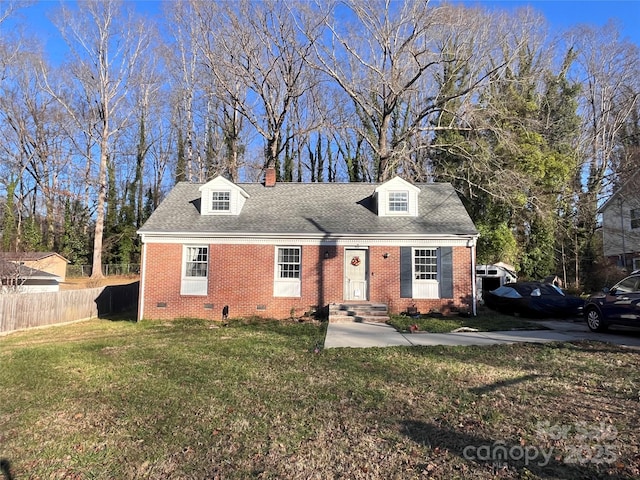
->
138, 229, 478, 238
138, 242, 147, 321
138, 231, 480, 245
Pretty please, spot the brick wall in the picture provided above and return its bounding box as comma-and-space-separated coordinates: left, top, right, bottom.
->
141, 243, 474, 320
368, 246, 473, 315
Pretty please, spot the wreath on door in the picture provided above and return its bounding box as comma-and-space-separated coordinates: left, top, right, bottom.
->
351, 256, 361, 267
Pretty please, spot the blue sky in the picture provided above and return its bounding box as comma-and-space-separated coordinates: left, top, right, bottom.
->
468, 0, 640, 45
5, 0, 640, 62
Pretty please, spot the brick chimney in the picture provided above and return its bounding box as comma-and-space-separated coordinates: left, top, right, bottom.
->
264, 167, 276, 187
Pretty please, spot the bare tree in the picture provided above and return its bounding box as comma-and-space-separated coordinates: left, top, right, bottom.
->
570, 23, 640, 276
163, 0, 203, 182
41, 0, 151, 278
192, 0, 316, 175
304, 0, 499, 182
128, 23, 163, 229
0, 1, 26, 85
574, 23, 640, 205
0, 49, 72, 251
0, 260, 25, 293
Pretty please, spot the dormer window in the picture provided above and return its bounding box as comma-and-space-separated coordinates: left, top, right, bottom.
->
198, 176, 249, 216
211, 191, 231, 211
389, 191, 408, 212
374, 176, 420, 217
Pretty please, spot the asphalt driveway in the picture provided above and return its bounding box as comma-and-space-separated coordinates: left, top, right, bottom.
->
324, 318, 640, 349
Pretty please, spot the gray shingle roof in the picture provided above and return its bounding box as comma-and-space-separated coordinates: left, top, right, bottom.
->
0, 260, 62, 281
0, 252, 68, 262
138, 181, 477, 237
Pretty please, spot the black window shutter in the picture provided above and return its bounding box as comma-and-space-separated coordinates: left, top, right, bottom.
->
440, 247, 453, 298
400, 247, 413, 298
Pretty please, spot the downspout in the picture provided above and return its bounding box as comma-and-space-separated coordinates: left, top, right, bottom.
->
138, 240, 147, 321
619, 198, 627, 269
470, 237, 478, 316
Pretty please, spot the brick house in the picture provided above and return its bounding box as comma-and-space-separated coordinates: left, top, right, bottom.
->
137, 172, 479, 321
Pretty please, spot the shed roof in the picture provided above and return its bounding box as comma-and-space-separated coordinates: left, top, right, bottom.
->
0, 260, 62, 281
0, 252, 69, 263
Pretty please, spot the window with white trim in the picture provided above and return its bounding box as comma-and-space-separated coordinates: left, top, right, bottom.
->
631, 208, 640, 229
181, 246, 208, 295
414, 248, 438, 280
199, 177, 248, 215
389, 191, 409, 212
274, 247, 301, 297
186, 247, 208, 276
211, 191, 230, 211
278, 247, 300, 278
374, 177, 420, 217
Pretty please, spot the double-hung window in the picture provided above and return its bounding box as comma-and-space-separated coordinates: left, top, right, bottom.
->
388, 191, 409, 213
631, 208, 640, 229
414, 248, 438, 280
401, 247, 453, 300
181, 246, 208, 295
412, 248, 439, 298
211, 191, 230, 212
274, 247, 301, 297
278, 248, 300, 279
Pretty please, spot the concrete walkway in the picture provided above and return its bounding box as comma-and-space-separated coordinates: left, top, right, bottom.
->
324, 319, 640, 349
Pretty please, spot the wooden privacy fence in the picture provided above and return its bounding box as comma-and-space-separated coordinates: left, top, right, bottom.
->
0, 282, 139, 334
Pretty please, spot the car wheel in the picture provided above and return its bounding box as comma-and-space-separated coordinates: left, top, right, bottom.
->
586, 308, 608, 332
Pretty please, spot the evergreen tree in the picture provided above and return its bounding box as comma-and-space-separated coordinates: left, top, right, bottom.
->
142, 188, 155, 224
60, 200, 91, 266
432, 44, 579, 279
283, 128, 294, 182
21, 216, 43, 252
1, 178, 18, 251
135, 114, 146, 229
205, 123, 217, 180
316, 136, 324, 183
539, 48, 582, 285
175, 130, 186, 183
484, 51, 564, 278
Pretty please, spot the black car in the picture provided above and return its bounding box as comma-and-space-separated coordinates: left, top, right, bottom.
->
584, 273, 640, 332
484, 282, 584, 318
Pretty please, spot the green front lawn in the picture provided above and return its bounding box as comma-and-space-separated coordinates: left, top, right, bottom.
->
0, 317, 637, 479
387, 310, 546, 333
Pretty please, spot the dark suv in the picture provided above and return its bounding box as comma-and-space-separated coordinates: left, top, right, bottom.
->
584, 273, 640, 332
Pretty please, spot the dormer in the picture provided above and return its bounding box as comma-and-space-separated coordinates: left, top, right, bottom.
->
198, 176, 249, 216
374, 176, 420, 217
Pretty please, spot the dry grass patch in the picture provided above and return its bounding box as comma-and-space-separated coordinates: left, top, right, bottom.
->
387, 310, 546, 333
60, 275, 139, 290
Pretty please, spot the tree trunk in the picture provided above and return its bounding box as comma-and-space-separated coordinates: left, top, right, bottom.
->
91, 134, 108, 280
377, 114, 391, 182
266, 131, 280, 169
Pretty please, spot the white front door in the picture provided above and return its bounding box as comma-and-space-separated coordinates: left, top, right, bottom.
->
344, 248, 368, 300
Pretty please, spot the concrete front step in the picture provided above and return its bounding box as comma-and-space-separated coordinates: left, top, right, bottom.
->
329, 315, 390, 324
329, 303, 388, 312
328, 302, 390, 324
